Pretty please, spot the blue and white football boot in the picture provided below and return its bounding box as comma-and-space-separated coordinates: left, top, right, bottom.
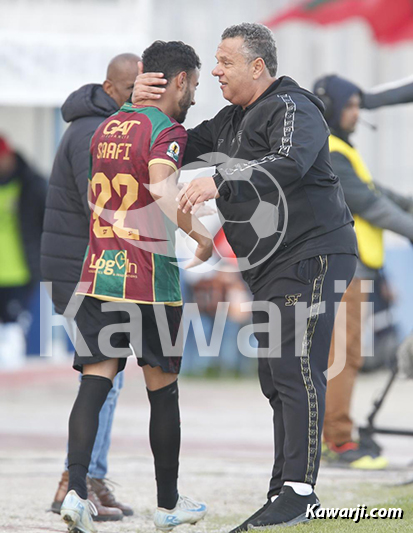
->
154, 495, 207, 531
60, 489, 98, 533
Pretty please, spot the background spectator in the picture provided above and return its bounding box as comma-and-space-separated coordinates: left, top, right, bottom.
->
0, 135, 46, 370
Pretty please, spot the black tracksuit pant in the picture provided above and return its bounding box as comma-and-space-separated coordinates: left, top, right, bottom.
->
252, 253, 356, 497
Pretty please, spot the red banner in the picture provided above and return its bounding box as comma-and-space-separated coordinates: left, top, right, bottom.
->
265, 0, 413, 44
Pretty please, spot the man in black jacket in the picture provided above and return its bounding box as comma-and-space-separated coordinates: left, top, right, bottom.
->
313, 74, 413, 469
134, 23, 357, 529
41, 53, 139, 521
0, 136, 46, 369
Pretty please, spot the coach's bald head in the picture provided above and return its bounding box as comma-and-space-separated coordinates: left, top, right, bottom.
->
103, 53, 141, 108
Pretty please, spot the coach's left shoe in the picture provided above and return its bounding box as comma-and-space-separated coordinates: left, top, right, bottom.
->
154, 495, 207, 531
247, 486, 320, 528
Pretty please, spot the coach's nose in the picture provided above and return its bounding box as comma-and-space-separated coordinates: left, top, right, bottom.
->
212, 64, 223, 77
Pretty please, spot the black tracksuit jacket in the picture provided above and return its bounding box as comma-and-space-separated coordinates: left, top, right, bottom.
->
184, 76, 357, 292
41, 84, 118, 314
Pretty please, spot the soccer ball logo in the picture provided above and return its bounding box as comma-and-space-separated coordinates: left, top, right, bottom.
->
90, 152, 288, 274
180, 153, 288, 273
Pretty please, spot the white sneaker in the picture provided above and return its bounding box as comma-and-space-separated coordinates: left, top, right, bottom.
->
154, 495, 207, 531
60, 490, 98, 533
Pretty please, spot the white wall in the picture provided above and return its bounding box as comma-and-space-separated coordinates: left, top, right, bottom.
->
0, 106, 57, 176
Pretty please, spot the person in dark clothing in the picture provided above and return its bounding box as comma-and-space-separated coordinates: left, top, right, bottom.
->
42, 53, 140, 314
133, 23, 358, 529
41, 53, 139, 521
0, 136, 46, 369
313, 74, 413, 469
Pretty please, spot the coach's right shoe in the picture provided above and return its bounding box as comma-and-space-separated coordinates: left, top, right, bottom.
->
60, 490, 98, 533
229, 500, 273, 533
247, 486, 320, 528
154, 495, 207, 531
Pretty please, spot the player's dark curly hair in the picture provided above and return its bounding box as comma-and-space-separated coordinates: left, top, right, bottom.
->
142, 41, 201, 84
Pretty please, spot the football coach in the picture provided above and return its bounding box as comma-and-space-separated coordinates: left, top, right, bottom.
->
133, 23, 358, 529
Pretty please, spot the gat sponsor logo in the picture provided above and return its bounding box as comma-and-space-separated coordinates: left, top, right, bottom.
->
89, 252, 137, 276
103, 119, 141, 136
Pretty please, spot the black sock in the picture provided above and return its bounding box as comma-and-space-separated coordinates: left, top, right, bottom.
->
147, 380, 180, 509
67, 374, 112, 499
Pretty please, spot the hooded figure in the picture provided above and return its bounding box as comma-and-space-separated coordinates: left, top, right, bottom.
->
41, 84, 119, 315
313, 73, 413, 470
313, 74, 361, 135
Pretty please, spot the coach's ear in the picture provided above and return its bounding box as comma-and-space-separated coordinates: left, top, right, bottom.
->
176, 71, 188, 91
252, 57, 266, 80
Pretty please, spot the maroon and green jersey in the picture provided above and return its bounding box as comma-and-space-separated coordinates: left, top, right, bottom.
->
78, 102, 187, 305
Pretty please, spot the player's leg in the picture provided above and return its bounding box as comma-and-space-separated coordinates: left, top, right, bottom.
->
87, 370, 134, 516
52, 374, 129, 518
61, 296, 130, 532
137, 304, 207, 531
67, 359, 118, 498
61, 359, 118, 533
144, 365, 180, 510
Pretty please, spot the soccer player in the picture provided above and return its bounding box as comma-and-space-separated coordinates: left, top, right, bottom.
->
43, 52, 140, 521
133, 23, 358, 529
59, 40, 211, 533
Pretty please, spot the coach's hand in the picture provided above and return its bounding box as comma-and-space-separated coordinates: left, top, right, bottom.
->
132, 61, 167, 103
177, 178, 220, 215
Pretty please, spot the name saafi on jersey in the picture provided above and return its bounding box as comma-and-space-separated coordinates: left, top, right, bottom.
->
96, 142, 133, 160
78, 103, 188, 305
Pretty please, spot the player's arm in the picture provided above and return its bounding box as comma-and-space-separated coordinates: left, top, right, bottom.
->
149, 163, 213, 268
